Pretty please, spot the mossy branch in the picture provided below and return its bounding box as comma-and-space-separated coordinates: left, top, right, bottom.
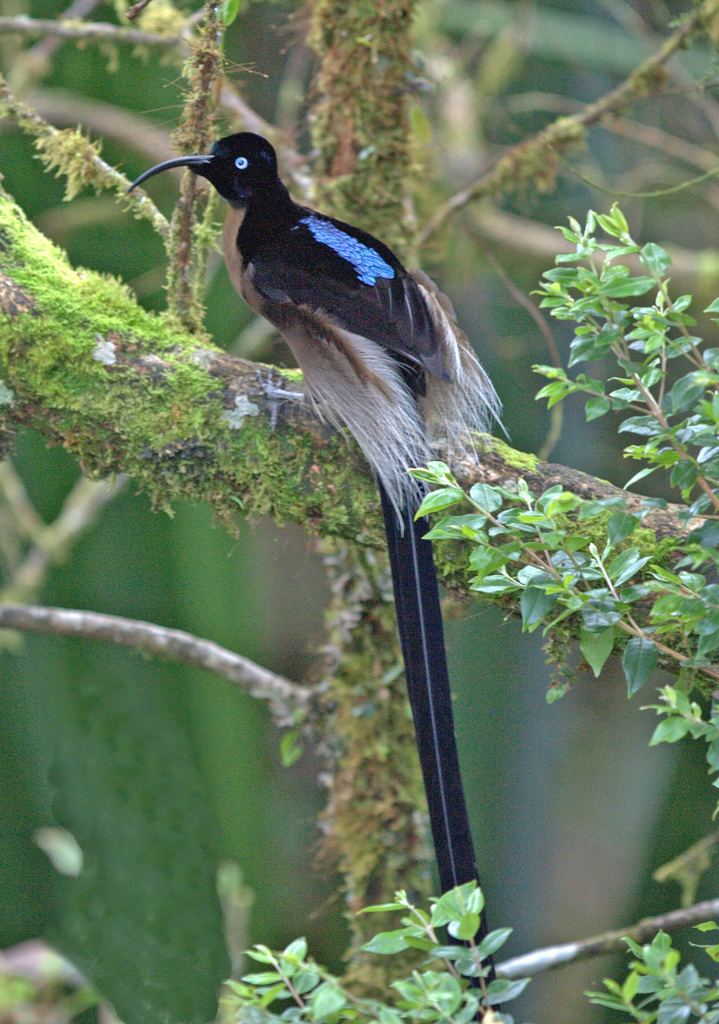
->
0, 73, 169, 237
417, 0, 719, 246
308, 0, 419, 252
165, 0, 224, 333
0, 186, 690, 611
0, 14, 180, 47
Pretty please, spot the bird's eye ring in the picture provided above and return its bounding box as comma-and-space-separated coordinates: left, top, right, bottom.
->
235, 156, 249, 170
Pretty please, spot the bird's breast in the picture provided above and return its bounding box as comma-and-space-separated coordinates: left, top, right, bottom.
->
222, 205, 268, 316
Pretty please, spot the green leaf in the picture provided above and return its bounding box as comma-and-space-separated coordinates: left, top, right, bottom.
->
283, 938, 308, 960
601, 276, 656, 298
623, 637, 659, 695
546, 682, 569, 703
520, 587, 556, 631
431, 883, 483, 926
484, 977, 530, 1005
242, 972, 284, 985
607, 511, 638, 545
310, 983, 347, 1019
608, 548, 651, 588
649, 717, 691, 746
449, 912, 480, 941
668, 373, 704, 414
468, 482, 503, 512
640, 242, 671, 278
414, 487, 464, 518
582, 595, 622, 629
423, 514, 487, 541
622, 969, 639, 1002
358, 901, 405, 914
410, 461, 455, 485
475, 927, 513, 959
585, 396, 611, 421
220, 0, 243, 25
471, 574, 520, 594
280, 729, 303, 767
361, 929, 412, 954
580, 627, 615, 678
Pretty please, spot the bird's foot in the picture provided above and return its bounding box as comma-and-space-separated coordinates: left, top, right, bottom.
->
255, 368, 303, 431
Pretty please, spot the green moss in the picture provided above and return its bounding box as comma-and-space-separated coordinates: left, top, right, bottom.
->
308, 0, 419, 255
0, 187, 386, 543
485, 435, 539, 472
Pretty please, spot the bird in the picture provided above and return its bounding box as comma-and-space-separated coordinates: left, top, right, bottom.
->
128, 133, 501, 961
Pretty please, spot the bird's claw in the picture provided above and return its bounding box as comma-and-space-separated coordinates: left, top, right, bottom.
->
255, 368, 303, 432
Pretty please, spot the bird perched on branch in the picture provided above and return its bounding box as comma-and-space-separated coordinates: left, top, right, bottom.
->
129, 133, 501, 960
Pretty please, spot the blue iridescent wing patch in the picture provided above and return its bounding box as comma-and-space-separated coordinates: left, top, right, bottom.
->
298, 215, 395, 286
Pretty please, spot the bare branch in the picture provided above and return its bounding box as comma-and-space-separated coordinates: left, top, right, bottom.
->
0, 14, 180, 47
126, 0, 157, 21
418, 4, 710, 246
0, 603, 310, 721
21, 0, 102, 71
0, 461, 44, 542
498, 897, 719, 979
26, 88, 172, 163
469, 206, 719, 285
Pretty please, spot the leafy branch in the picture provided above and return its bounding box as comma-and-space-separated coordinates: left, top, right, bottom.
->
413, 205, 719, 697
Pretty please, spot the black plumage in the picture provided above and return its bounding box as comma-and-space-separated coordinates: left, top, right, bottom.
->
128, 135, 501, 977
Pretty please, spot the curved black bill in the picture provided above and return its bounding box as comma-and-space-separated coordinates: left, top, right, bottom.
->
127, 154, 212, 193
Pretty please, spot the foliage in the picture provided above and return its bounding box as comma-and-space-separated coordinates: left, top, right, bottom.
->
414, 206, 719, 699
222, 882, 528, 1024
587, 927, 719, 1022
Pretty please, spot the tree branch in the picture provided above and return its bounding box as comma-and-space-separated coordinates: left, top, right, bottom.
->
467, 206, 719, 287
1, 476, 127, 604
165, 0, 224, 332
418, 2, 712, 246
0, 75, 169, 237
0, 185, 693, 630
497, 897, 719, 979
0, 15, 180, 47
0, 603, 310, 722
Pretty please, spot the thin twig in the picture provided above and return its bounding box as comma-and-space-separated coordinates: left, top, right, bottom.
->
0, 603, 310, 720
126, 0, 156, 21
469, 206, 719, 283
418, 4, 709, 246
22, 0, 102, 70
26, 89, 172, 163
478, 243, 564, 459
506, 91, 719, 174
0, 461, 45, 541
1, 477, 127, 604
0, 15, 180, 47
497, 897, 719, 979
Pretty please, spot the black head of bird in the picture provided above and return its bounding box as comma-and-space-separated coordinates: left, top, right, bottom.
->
127, 130, 501, 514
128, 132, 283, 208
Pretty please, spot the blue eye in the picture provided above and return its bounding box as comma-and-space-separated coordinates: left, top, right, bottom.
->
234, 156, 249, 170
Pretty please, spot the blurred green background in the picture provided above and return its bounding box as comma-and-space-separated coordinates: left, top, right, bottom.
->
1, 0, 718, 1020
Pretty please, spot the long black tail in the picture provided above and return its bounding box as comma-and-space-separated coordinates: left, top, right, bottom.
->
378, 482, 494, 966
